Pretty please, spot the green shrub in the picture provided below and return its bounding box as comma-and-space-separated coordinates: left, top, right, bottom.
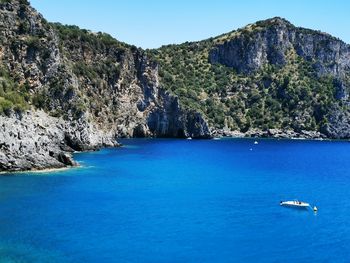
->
0, 97, 13, 115
25, 36, 41, 50
32, 91, 47, 109
0, 67, 30, 115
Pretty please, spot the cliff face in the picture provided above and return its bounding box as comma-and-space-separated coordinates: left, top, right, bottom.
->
209, 18, 350, 77
0, 111, 118, 171
0, 0, 210, 171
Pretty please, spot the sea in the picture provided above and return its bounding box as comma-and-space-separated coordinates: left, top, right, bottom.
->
1, 138, 350, 262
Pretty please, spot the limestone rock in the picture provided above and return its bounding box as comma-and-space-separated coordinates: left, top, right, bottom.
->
0, 110, 119, 172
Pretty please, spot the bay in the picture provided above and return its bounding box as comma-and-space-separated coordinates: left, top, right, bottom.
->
1, 138, 350, 262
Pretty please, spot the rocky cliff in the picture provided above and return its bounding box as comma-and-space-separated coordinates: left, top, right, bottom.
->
0, 110, 118, 171
209, 18, 350, 77
0, 0, 210, 172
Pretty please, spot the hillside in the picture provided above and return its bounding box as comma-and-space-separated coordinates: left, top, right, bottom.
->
1, 1, 350, 171
148, 17, 350, 138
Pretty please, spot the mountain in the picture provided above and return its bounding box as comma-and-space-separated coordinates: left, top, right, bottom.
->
0, 1, 350, 172
148, 17, 350, 138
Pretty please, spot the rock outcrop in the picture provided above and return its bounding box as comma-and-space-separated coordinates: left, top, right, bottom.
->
321, 107, 350, 139
209, 17, 350, 77
212, 127, 325, 140
0, 110, 119, 171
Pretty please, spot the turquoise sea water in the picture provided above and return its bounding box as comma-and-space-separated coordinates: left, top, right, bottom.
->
1, 138, 350, 262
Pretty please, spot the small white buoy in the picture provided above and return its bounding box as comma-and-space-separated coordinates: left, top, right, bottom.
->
313, 206, 318, 212
254, 141, 258, 145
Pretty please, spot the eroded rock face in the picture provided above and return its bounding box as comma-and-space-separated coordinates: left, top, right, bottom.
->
320, 107, 350, 139
0, 110, 119, 172
135, 54, 211, 138
0, 0, 62, 90
147, 94, 210, 138
209, 17, 350, 77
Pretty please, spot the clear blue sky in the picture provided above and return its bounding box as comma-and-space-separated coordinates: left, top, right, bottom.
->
30, 0, 349, 49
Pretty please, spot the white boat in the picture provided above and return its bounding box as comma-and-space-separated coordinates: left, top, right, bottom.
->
280, 200, 310, 208
254, 141, 258, 144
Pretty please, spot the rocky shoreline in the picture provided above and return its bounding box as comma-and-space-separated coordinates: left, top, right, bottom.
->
0, 108, 212, 173
0, 110, 119, 172
0, 110, 336, 174
0, 166, 72, 175
1, 108, 345, 173
212, 128, 327, 140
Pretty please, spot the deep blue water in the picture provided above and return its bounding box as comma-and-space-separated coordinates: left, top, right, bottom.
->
1, 138, 350, 262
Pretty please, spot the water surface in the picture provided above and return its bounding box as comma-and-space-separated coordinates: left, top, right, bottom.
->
1, 138, 350, 262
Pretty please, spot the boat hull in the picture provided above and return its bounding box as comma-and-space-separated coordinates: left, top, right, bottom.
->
280, 201, 310, 209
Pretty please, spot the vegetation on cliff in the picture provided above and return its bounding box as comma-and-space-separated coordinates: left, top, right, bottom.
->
147, 18, 348, 132
0, 67, 29, 114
